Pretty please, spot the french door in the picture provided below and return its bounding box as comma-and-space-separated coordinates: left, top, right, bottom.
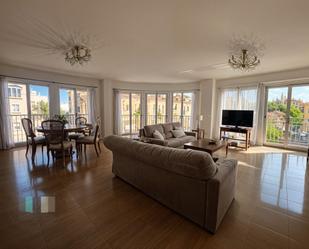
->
8, 82, 50, 143
172, 92, 193, 131
118, 92, 141, 135
146, 93, 168, 125
265, 84, 309, 148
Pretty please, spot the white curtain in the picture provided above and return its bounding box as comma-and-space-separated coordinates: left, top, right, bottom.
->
217, 86, 260, 144
88, 88, 98, 125
0, 77, 15, 149
114, 90, 121, 135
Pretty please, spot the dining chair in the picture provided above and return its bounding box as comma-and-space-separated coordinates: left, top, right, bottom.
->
21, 118, 46, 163
68, 116, 88, 140
41, 120, 73, 166
76, 125, 101, 157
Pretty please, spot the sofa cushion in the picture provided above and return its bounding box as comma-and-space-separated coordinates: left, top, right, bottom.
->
166, 138, 184, 148
162, 123, 174, 138
177, 135, 196, 143
171, 129, 186, 138
144, 124, 164, 138
153, 130, 164, 140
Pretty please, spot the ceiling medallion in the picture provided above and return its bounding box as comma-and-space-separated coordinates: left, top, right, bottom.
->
65, 45, 91, 66
228, 34, 265, 71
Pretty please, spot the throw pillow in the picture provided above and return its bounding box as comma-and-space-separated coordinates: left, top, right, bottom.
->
153, 130, 165, 140
171, 129, 186, 138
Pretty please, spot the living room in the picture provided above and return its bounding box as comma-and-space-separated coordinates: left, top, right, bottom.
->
0, 1, 309, 249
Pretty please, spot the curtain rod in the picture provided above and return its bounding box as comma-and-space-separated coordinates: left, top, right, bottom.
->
0, 74, 98, 89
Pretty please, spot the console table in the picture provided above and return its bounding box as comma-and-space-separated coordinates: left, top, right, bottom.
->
219, 126, 251, 150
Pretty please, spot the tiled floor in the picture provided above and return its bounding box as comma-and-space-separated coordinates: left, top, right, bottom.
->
0, 144, 308, 249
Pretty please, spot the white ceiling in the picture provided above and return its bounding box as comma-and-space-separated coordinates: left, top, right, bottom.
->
1, 0, 309, 83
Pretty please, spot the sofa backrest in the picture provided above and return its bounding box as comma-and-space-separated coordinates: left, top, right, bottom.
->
104, 135, 217, 180
143, 122, 183, 138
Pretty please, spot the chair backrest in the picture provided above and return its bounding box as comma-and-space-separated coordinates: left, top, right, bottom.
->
76, 117, 87, 126
21, 118, 35, 138
41, 120, 65, 145
94, 124, 100, 141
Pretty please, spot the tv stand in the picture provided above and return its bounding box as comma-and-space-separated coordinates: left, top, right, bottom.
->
220, 126, 251, 150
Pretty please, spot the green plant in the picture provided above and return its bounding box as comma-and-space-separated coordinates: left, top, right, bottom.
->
54, 114, 68, 124
266, 123, 284, 142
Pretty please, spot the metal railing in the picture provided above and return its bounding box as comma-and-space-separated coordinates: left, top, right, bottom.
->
266, 119, 309, 146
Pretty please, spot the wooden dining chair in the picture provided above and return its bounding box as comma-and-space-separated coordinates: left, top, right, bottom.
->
41, 120, 73, 166
68, 117, 89, 141
21, 118, 46, 163
76, 125, 101, 157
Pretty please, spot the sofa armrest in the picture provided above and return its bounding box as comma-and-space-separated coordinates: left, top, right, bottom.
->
204, 159, 237, 233
185, 131, 196, 137
146, 138, 168, 146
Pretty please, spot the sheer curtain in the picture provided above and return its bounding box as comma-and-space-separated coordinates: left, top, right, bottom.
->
88, 88, 98, 125
114, 90, 121, 135
217, 86, 260, 144
0, 77, 15, 149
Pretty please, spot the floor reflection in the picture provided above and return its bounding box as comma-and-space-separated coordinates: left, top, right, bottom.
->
260, 153, 307, 214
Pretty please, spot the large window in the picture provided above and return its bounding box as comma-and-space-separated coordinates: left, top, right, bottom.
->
6, 80, 95, 145
59, 88, 89, 124
146, 93, 167, 125
266, 84, 309, 147
118, 92, 141, 134
8, 83, 50, 143
115, 90, 195, 135
172, 92, 193, 131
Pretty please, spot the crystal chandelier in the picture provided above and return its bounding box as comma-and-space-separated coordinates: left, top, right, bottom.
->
65, 45, 91, 66
228, 49, 260, 71
228, 35, 264, 71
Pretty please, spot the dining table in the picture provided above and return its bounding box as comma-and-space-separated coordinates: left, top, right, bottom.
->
35, 124, 89, 160
36, 124, 88, 133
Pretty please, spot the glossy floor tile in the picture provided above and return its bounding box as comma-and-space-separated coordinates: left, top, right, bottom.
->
0, 144, 308, 249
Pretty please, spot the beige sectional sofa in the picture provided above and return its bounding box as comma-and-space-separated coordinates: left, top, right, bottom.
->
104, 135, 238, 233
140, 122, 197, 147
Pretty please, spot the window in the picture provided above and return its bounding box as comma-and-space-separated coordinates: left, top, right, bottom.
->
219, 87, 258, 143
115, 90, 196, 135
11, 104, 20, 112
59, 88, 75, 115
117, 92, 141, 134
146, 93, 167, 125
172, 92, 194, 130
76, 90, 88, 116
8, 85, 22, 97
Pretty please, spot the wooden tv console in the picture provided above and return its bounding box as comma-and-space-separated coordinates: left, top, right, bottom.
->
219, 126, 251, 150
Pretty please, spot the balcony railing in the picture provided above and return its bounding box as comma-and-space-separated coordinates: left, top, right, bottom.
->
266, 119, 309, 146
9, 113, 89, 144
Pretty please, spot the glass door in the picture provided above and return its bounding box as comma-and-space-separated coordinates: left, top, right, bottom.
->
172, 92, 194, 131
30, 85, 49, 132
146, 93, 167, 125
118, 92, 141, 135
265, 85, 309, 148
265, 87, 289, 145
288, 85, 309, 146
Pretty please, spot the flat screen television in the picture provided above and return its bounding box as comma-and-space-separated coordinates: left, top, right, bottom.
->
222, 110, 254, 128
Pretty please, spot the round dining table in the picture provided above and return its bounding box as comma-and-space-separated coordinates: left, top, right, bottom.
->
36, 124, 88, 133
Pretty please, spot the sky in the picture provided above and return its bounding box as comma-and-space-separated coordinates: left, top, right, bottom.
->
31, 85, 68, 103
268, 86, 309, 103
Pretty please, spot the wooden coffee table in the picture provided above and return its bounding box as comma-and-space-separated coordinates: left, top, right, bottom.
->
184, 139, 228, 157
